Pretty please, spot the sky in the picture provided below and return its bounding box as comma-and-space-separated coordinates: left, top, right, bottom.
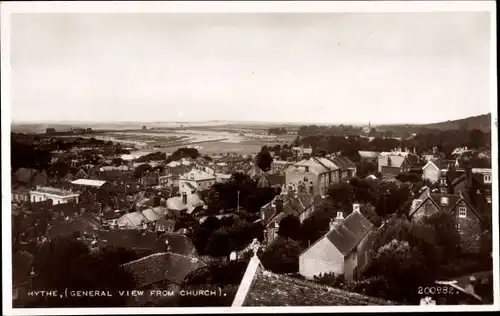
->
10, 12, 492, 124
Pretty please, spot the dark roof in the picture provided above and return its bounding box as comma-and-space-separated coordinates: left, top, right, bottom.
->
325, 225, 359, 256
266, 173, 286, 186
12, 250, 34, 287
164, 232, 197, 256
49, 218, 101, 239
342, 211, 374, 241
97, 230, 165, 253
332, 156, 356, 170
242, 264, 394, 306
121, 252, 206, 288
308, 211, 373, 257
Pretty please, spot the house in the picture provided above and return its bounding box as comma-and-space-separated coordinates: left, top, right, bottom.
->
155, 219, 176, 233
285, 156, 339, 196
270, 160, 295, 174
377, 154, 413, 177
299, 205, 374, 281
214, 173, 232, 183
408, 188, 483, 253
332, 156, 357, 179
358, 151, 379, 162
12, 187, 30, 203
29, 186, 80, 204
96, 230, 169, 255
232, 250, 393, 306
178, 167, 216, 195
452, 147, 473, 159
75, 168, 89, 179
121, 252, 206, 306
260, 185, 319, 245
116, 211, 148, 229
166, 192, 205, 215
421, 159, 451, 184
141, 173, 159, 187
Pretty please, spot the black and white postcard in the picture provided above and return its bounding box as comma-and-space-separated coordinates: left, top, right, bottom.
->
1, 1, 498, 314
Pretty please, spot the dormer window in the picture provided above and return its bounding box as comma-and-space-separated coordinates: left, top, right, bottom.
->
305, 166, 309, 172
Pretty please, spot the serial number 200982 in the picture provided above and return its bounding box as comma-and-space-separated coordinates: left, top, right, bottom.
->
418, 286, 456, 295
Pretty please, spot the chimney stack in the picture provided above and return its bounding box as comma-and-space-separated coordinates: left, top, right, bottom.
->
353, 203, 360, 213
329, 212, 344, 230
182, 192, 187, 205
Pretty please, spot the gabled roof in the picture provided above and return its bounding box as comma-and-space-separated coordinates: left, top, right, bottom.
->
117, 211, 147, 227
302, 211, 374, 257
288, 157, 339, 174
121, 252, 206, 288
179, 168, 215, 181
264, 192, 316, 227
409, 187, 482, 220
332, 156, 356, 171
233, 256, 394, 306
378, 155, 407, 168
141, 208, 166, 222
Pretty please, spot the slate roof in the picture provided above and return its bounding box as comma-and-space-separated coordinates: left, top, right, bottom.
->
378, 155, 407, 168
332, 156, 356, 171
236, 257, 393, 306
409, 187, 482, 220
97, 230, 166, 252
49, 218, 101, 239
303, 211, 374, 257
141, 208, 165, 222
121, 252, 206, 288
117, 211, 147, 227
266, 173, 286, 186
264, 192, 316, 226
290, 157, 339, 174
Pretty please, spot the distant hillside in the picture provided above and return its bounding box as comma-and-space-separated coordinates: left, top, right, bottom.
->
377, 113, 492, 133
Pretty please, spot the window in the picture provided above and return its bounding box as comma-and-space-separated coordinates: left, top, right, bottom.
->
484, 174, 491, 183
459, 206, 467, 218
456, 223, 460, 230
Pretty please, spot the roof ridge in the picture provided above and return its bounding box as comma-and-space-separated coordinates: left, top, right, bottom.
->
260, 269, 394, 304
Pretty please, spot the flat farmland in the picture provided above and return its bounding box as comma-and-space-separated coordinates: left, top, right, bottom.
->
93, 128, 296, 154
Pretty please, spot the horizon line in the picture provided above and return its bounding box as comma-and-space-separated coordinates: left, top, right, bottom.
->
10, 112, 492, 127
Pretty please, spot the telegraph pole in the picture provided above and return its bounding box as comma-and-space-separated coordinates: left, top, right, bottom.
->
237, 190, 240, 213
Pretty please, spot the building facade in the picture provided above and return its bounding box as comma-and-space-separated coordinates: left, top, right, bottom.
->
29, 186, 80, 204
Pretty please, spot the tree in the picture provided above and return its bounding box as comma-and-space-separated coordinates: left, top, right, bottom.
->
277, 215, 301, 240
27, 237, 135, 307
179, 260, 248, 307
133, 163, 152, 179
112, 158, 124, 166
255, 149, 273, 172
364, 239, 432, 303
327, 182, 355, 209
260, 237, 303, 274
422, 211, 461, 259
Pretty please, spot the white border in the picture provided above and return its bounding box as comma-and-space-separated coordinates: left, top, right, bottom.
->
1, 1, 498, 315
